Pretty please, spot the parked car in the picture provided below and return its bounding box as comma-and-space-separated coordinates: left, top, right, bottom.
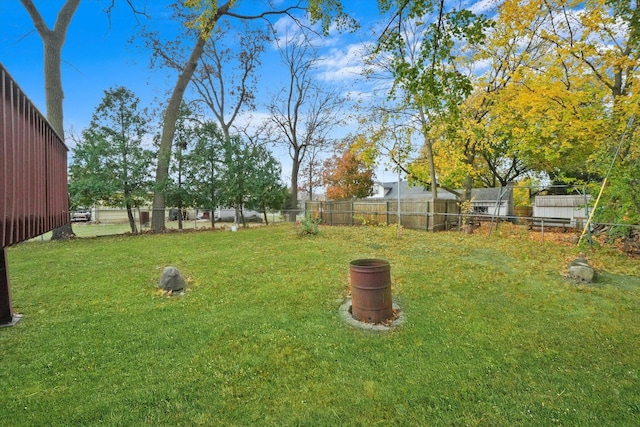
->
214, 208, 262, 222
168, 208, 189, 221
71, 209, 91, 222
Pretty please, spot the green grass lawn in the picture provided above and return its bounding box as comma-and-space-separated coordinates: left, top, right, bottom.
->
2, 224, 639, 426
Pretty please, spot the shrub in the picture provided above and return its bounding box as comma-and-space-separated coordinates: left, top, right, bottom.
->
296, 215, 321, 236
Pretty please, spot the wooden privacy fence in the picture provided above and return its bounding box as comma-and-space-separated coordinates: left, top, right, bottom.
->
305, 200, 460, 231
1, 63, 68, 325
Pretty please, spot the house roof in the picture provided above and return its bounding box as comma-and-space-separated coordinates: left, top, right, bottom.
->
534, 195, 592, 207
370, 181, 512, 203
473, 187, 512, 202
371, 181, 451, 200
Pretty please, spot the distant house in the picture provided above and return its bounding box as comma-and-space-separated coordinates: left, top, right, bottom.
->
368, 181, 514, 218
298, 190, 324, 202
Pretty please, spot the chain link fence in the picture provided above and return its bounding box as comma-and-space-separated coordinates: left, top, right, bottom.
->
33, 206, 640, 255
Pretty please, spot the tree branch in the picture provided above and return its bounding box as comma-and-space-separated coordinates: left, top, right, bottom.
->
19, 0, 56, 37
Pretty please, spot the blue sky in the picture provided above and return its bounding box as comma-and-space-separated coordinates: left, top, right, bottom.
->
0, 1, 385, 179
0, 0, 494, 184
0, 1, 378, 128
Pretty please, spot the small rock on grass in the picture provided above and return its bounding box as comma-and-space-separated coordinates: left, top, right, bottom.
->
567, 255, 595, 283
159, 266, 187, 292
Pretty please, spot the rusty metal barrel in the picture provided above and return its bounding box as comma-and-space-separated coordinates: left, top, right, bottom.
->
350, 259, 392, 324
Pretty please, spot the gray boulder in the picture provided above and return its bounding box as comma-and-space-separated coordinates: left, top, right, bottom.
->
568, 256, 595, 283
159, 266, 187, 292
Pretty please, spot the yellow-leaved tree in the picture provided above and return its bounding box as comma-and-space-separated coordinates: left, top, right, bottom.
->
489, 0, 640, 223
424, 0, 636, 217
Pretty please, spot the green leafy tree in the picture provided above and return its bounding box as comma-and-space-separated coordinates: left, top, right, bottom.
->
69, 132, 113, 209
20, 0, 80, 239
183, 121, 225, 228
257, 185, 290, 225
69, 86, 153, 233
164, 103, 200, 230
218, 137, 285, 227
244, 145, 289, 225
19, 0, 145, 239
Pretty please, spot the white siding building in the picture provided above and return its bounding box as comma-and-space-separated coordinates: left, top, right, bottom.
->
533, 195, 592, 227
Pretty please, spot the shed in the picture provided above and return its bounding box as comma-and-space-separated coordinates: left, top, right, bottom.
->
533, 195, 591, 227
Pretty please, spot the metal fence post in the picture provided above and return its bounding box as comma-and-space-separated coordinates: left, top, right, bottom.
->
351, 201, 354, 226
330, 201, 333, 226
386, 201, 390, 226
426, 201, 430, 231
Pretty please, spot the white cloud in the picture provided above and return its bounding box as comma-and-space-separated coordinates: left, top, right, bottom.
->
468, 0, 501, 15
269, 15, 332, 49
317, 42, 371, 82
270, 16, 306, 48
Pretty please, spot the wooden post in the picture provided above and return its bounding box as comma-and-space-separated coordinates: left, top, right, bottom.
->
0, 248, 19, 326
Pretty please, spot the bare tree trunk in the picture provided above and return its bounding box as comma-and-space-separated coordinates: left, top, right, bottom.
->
43, 27, 75, 240
267, 41, 341, 222
289, 157, 300, 222
151, 35, 209, 232
417, 107, 438, 200
20, 0, 81, 240
462, 144, 476, 202
151, 44, 206, 231
417, 107, 439, 231
126, 204, 138, 234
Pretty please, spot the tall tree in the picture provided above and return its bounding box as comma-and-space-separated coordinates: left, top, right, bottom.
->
371, 0, 489, 201
447, 0, 637, 224
533, 0, 640, 223
267, 37, 343, 220
405, 0, 609, 197
19, 0, 81, 239
219, 138, 286, 226
149, 0, 354, 232
184, 121, 225, 228
19, 0, 147, 239
69, 87, 153, 233
247, 145, 287, 221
